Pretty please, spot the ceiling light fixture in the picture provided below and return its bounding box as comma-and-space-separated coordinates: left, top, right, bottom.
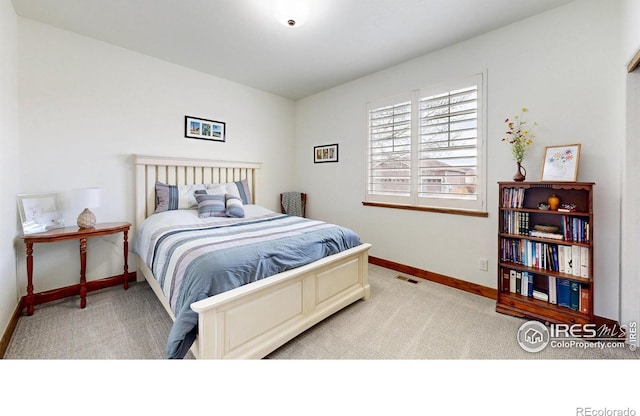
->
274, 0, 310, 28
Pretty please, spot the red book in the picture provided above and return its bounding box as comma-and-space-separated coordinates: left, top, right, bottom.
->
580, 285, 590, 314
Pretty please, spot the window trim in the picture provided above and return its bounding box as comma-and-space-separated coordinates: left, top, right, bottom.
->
361, 201, 489, 217
364, 72, 487, 215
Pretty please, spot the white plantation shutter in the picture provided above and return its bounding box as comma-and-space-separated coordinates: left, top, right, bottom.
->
365, 74, 485, 212
366, 94, 414, 204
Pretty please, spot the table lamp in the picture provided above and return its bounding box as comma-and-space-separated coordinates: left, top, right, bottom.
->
73, 187, 102, 228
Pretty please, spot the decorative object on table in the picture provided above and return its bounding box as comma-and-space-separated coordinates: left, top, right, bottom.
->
502, 107, 537, 182
547, 193, 560, 211
558, 203, 577, 212
541, 143, 581, 182
537, 202, 550, 210
313, 143, 339, 163
73, 187, 102, 228
184, 115, 226, 142
17, 193, 64, 234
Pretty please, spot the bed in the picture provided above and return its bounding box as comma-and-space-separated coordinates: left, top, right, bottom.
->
133, 154, 371, 359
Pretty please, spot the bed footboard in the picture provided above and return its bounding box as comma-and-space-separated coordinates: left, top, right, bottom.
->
190, 243, 371, 359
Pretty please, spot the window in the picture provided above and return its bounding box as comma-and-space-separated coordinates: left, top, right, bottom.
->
365, 73, 486, 214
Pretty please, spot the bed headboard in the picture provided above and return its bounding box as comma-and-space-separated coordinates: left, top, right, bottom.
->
134, 154, 261, 229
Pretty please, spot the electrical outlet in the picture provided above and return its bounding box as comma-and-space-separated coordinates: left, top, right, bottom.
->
478, 258, 488, 271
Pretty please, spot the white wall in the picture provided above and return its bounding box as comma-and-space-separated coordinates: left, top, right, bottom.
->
15, 19, 296, 295
621, 0, 640, 343
294, 0, 625, 320
0, 0, 20, 336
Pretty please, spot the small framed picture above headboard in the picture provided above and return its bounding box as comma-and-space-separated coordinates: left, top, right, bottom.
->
185, 116, 226, 143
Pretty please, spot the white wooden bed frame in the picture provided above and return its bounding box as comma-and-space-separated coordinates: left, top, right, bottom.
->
134, 154, 371, 359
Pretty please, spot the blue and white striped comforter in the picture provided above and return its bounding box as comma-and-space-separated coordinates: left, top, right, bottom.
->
133, 209, 362, 358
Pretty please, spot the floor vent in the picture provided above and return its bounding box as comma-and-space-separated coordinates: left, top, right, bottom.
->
396, 275, 420, 284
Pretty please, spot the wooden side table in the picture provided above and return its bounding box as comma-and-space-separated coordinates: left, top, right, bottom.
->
22, 222, 131, 315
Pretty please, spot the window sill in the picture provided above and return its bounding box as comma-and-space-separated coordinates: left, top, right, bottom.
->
362, 201, 488, 218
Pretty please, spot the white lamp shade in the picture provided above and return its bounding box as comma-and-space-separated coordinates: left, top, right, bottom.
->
73, 187, 102, 209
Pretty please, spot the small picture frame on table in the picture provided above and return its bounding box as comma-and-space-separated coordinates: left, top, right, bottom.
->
185, 116, 226, 142
541, 144, 581, 182
17, 193, 65, 234
314, 144, 339, 163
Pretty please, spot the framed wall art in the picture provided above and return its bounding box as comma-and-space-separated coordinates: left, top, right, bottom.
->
314, 143, 339, 163
185, 116, 226, 142
17, 193, 65, 234
540, 143, 581, 182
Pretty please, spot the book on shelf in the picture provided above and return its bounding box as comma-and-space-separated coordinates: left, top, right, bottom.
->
502, 270, 510, 292
556, 278, 571, 309
529, 230, 564, 240
548, 275, 557, 304
550, 245, 559, 272
571, 245, 581, 277
515, 272, 522, 295
580, 246, 589, 278
570, 281, 580, 311
580, 285, 590, 314
520, 272, 527, 296
510, 269, 517, 293
563, 245, 573, 275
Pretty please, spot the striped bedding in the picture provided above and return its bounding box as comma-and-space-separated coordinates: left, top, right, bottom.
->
133, 207, 362, 358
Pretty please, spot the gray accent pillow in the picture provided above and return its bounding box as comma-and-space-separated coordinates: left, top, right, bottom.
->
225, 194, 245, 218
195, 193, 227, 218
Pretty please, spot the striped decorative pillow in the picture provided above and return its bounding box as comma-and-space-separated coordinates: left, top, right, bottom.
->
155, 182, 205, 213
209, 179, 252, 204
225, 194, 245, 218
195, 193, 227, 218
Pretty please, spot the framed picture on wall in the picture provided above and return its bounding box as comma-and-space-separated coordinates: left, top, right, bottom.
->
540, 144, 581, 182
185, 116, 226, 142
17, 193, 65, 234
314, 144, 339, 163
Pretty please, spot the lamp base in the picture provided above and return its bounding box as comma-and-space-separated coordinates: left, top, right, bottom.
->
77, 208, 96, 228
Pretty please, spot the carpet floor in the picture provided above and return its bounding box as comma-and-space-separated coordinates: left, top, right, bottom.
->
4, 264, 639, 360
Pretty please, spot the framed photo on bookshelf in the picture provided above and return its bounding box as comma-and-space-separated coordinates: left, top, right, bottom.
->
541, 144, 581, 182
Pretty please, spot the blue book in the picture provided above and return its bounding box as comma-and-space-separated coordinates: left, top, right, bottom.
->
527, 272, 534, 297
556, 278, 571, 308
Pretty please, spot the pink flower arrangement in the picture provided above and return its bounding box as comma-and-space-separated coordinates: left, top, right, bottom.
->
502, 108, 537, 163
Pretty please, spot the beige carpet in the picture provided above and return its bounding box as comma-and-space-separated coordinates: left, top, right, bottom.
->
4, 264, 639, 360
